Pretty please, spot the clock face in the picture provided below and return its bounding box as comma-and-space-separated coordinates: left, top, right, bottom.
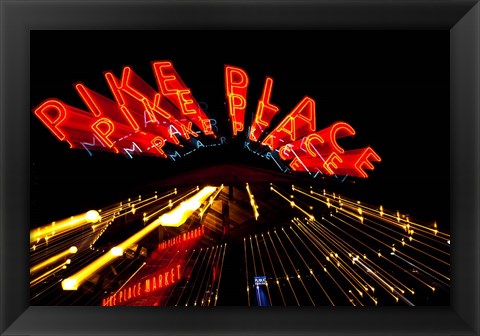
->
29, 30, 450, 306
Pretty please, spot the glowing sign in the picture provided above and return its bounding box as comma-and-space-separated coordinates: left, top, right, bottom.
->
158, 225, 206, 251
101, 264, 182, 306
254, 276, 267, 286
33, 61, 215, 160
33, 62, 381, 178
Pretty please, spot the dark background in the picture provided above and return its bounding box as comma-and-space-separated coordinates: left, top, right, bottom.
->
30, 30, 450, 232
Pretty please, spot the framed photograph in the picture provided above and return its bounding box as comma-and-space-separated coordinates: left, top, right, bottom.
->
1, 1, 479, 335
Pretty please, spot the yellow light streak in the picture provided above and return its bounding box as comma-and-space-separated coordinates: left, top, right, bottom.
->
274, 230, 315, 306
30, 246, 77, 274
212, 243, 227, 306
317, 188, 450, 239
62, 187, 217, 290
114, 262, 146, 295
194, 246, 216, 306
254, 235, 272, 305
244, 238, 251, 307
329, 214, 436, 290
281, 227, 335, 306
157, 187, 217, 227
271, 186, 314, 221
298, 219, 370, 299
176, 249, 202, 307
199, 185, 224, 219
246, 183, 260, 220
30, 211, 100, 244
267, 231, 300, 306
321, 217, 414, 295
31, 260, 69, 286
261, 233, 286, 306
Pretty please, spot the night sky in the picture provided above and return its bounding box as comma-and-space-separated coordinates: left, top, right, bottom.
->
30, 30, 450, 233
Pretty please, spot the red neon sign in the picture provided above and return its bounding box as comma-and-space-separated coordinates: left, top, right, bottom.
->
158, 225, 205, 251
101, 263, 182, 306
33, 62, 381, 178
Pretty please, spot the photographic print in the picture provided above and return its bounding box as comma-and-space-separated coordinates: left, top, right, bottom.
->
30, 30, 450, 307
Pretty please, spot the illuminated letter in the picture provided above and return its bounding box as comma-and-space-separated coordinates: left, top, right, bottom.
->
153, 61, 178, 95
178, 90, 197, 115
354, 147, 382, 178
151, 136, 167, 158
323, 152, 343, 175
249, 77, 280, 141
201, 119, 214, 136
225, 65, 249, 136
33, 99, 68, 140
262, 97, 316, 150
329, 122, 356, 154
180, 121, 198, 140
91, 118, 115, 148
304, 134, 325, 157
145, 279, 151, 293
169, 151, 181, 161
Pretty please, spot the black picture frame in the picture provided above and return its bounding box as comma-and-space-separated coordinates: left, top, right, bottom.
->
1, 1, 479, 335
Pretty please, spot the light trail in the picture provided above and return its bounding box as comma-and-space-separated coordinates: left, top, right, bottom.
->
249, 236, 262, 306
296, 219, 372, 302
266, 231, 300, 306
156, 186, 217, 227
199, 185, 224, 219
30, 246, 77, 275
322, 216, 415, 295
244, 238, 251, 306
246, 183, 260, 220
273, 230, 315, 306
213, 243, 227, 306
114, 262, 147, 296
254, 235, 272, 305
203, 244, 223, 306
291, 219, 365, 305
185, 247, 211, 306
260, 233, 286, 306
61, 187, 217, 290
391, 252, 450, 288
328, 213, 439, 291
195, 245, 218, 306
30, 260, 70, 286
30, 210, 101, 244
281, 227, 335, 306
165, 249, 196, 306
320, 189, 450, 239
271, 185, 315, 221
175, 249, 201, 306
